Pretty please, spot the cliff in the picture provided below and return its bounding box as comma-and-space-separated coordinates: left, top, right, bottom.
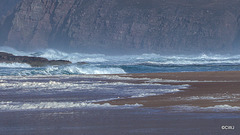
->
0, 0, 20, 19
1, 0, 240, 54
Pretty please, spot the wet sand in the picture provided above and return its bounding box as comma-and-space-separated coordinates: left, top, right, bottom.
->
101, 71, 240, 111
1, 71, 240, 134
2, 108, 239, 135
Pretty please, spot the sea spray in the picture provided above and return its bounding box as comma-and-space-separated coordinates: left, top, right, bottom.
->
0, 63, 31, 68
1, 47, 240, 75
0, 65, 126, 76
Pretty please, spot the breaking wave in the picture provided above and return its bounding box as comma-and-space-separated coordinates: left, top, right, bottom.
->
31, 49, 108, 63
0, 63, 31, 68
5, 65, 126, 76
0, 101, 142, 112
1, 47, 240, 75
41, 65, 126, 75
2, 46, 240, 65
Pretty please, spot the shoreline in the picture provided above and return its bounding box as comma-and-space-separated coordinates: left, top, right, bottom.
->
99, 71, 240, 112
1, 71, 240, 112
0, 71, 240, 134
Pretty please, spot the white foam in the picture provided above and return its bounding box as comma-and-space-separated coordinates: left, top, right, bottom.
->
61, 66, 125, 74
128, 88, 181, 98
131, 93, 157, 98
88, 75, 216, 84
179, 94, 240, 102
0, 63, 31, 68
184, 96, 225, 100
0, 80, 100, 92
170, 105, 240, 112
15, 65, 126, 76
3, 47, 240, 66
0, 101, 142, 111
33, 49, 107, 63
0, 46, 30, 56
59, 65, 126, 74
0, 74, 184, 99
132, 53, 240, 66
34, 49, 68, 60
0, 47, 108, 63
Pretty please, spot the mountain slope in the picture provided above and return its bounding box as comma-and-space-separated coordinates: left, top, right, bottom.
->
0, 0, 20, 19
1, 0, 240, 54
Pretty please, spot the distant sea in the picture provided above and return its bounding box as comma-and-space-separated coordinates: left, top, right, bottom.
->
0, 46, 240, 76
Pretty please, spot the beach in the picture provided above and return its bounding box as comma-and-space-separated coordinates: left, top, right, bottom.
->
0, 71, 240, 134
102, 71, 240, 111
1, 0, 240, 133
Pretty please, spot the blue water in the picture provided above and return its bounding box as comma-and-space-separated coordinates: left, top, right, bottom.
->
0, 46, 240, 76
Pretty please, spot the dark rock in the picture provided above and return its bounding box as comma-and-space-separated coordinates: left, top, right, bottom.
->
0, 52, 71, 67
1, 0, 240, 54
76, 62, 88, 65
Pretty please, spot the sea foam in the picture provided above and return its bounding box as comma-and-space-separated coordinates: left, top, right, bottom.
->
0, 101, 142, 112
2, 47, 240, 65
17, 65, 126, 76
0, 63, 31, 68
1, 47, 240, 75
169, 105, 240, 112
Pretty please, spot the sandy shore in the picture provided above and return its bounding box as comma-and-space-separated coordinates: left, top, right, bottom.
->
1, 71, 239, 134
100, 71, 240, 111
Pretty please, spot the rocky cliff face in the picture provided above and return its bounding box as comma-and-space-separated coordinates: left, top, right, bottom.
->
0, 0, 20, 19
1, 0, 240, 54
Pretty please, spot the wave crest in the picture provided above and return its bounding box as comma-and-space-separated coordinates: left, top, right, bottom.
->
17, 65, 126, 76
0, 63, 31, 68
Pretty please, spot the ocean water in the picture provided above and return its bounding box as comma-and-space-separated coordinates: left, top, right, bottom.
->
0, 74, 239, 134
0, 74, 189, 112
1, 47, 240, 134
1, 46, 240, 76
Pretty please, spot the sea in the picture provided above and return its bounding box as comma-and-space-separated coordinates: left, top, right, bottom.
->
1, 46, 240, 76
0, 46, 240, 135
